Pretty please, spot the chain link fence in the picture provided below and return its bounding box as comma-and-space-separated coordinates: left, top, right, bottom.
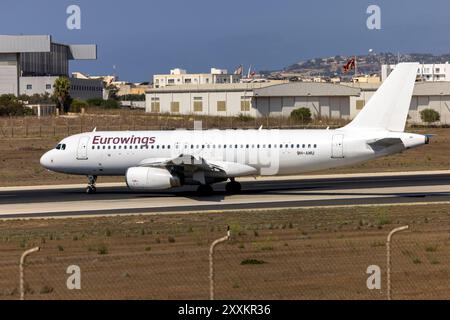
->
0, 114, 348, 139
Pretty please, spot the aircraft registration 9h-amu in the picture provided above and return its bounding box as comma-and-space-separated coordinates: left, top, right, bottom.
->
41, 63, 430, 194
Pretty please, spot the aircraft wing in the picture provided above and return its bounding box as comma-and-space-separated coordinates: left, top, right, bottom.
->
137, 155, 257, 183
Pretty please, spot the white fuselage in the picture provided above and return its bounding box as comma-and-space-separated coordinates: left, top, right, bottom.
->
40, 129, 427, 181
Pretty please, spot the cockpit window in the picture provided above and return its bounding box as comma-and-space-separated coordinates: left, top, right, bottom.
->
56, 144, 67, 151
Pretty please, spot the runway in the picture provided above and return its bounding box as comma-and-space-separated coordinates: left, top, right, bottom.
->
1, 171, 450, 219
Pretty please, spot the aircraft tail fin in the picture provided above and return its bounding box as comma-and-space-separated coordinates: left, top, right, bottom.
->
344, 62, 419, 132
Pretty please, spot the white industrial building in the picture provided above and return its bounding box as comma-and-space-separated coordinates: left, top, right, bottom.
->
0, 35, 102, 100
153, 68, 241, 88
382, 63, 450, 82
146, 80, 450, 125
146, 82, 359, 118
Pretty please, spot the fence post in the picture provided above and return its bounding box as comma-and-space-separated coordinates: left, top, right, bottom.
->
20, 247, 40, 300
387, 226, 409, 301
210, 226, 230, 301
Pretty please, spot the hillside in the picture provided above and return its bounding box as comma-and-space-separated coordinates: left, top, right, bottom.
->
271, 53, 450, 78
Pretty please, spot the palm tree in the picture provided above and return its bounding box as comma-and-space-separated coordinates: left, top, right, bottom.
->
53, 76, 71, 113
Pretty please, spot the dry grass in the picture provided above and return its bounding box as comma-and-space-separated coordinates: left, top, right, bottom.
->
0, 204, 448, 300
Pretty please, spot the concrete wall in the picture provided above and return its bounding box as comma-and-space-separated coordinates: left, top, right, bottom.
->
146, 90, 256, 117
0, 53, 19, 96
19, 77, 103, 100
254, 96, 351, 119
409, 95, 450, 124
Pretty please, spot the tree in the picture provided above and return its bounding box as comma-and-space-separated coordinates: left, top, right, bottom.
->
0, 94, 34, 116
420, 109, 440, 124
70, 99, 89, 113
291, 108, 312, 123
53, 76, 72, 113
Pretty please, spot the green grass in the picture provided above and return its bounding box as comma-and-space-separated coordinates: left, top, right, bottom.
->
241, 259, 267, 265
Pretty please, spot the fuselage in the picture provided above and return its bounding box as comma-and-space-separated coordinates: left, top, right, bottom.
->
40, 129, 428, 180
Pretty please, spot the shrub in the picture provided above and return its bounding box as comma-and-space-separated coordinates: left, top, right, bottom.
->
0, 94, 34, 117
291, 107, 312, 123
420, 109, 440, 124
237, 114, 254, 122
86, 98, 104, 107
101, 99, 120, 109
241, 259, 267, 265
70, 99, 88, 113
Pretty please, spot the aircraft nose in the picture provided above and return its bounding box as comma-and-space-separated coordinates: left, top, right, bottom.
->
40, 152, 54, 170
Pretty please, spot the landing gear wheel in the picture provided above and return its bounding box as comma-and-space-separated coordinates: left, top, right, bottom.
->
226, 181, 242, 194
86, 186, 97, 194
197, 184, 214, 196
86, 175, 98, 194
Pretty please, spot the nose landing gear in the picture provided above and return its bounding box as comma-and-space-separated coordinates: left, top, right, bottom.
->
86, 175, 98, 194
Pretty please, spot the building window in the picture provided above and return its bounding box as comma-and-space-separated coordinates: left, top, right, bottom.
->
241, 96, 251, 112
185, 79, 192, 84
356, 100, 365, 110
26, 84, 32, 90
168, 79, 175, 84
151, 97, 160, 113
217, 101, 226, 112
193, 97, 203, 112
46, 84, 52, 90
171, 101, 180, 113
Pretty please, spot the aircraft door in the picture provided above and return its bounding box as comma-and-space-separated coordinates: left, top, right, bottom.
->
77, 136, 90, 160
331, 134, 344, 159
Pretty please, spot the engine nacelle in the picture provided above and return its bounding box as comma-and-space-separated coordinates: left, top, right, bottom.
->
126, 167, 181, 190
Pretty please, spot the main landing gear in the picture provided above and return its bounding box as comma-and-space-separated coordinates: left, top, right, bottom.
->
225, 178, 242, 194
86, 175, 98, 194
197, 184, 214, 196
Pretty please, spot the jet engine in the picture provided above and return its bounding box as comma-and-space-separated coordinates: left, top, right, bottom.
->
126, 167, 181, 190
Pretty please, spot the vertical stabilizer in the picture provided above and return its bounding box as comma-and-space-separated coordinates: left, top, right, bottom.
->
344, 62, 419, 132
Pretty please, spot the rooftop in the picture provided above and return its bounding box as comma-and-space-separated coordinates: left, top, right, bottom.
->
0, 35, 97, 60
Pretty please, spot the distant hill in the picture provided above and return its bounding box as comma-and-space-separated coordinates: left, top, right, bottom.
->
270, 53, 450, 78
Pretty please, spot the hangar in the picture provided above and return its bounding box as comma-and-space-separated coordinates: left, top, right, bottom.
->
0, 35, 102, 100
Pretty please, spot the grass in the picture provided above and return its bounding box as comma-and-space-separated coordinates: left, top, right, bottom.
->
425, 245, 438, 253
0, 204, 448, 299
241, 259, 267, 265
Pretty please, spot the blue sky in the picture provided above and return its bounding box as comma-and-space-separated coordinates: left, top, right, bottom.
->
1, 0, 449, 82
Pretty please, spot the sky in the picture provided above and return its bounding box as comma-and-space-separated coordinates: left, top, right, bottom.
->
1, 0, 450, 82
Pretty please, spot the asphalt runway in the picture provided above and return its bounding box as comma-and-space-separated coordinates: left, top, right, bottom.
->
1, 172, 450, 219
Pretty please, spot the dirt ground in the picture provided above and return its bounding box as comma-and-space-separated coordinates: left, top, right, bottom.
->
0, 126, 448, 186
0, 204, 448, 300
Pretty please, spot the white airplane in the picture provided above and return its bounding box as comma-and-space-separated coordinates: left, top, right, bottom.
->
41, 63, 429, 194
